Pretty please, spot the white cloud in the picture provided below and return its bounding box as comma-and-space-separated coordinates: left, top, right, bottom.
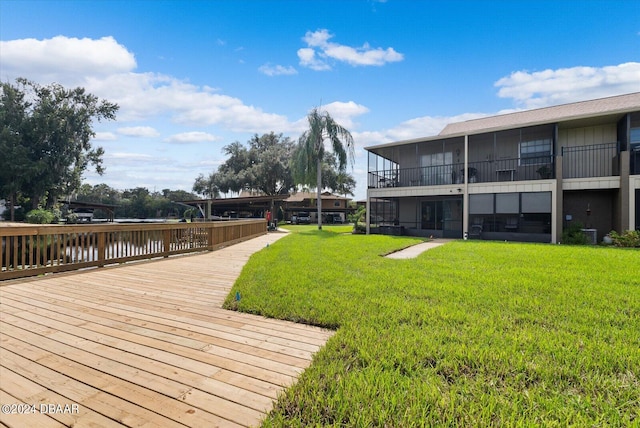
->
93, 132, 118, 141
0, 36, 136, 85
117, 126, 160, 138
322, 101, 370, 129
108, 152, 155, 162
0, 36, 295, 134
298, 29, 404, 70
352, 112, 487, 149
303, 29, 333, 47
258, 63, 298, 76
164, 131, 220, 144
297, 47, 332, 71
495, 62, 640, 108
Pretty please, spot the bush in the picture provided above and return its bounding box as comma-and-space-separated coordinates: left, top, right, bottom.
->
353, 223, 366, 234
65, 212, 79, 224
561, 222, 590, 245
348, 205, 366, 224
608, 230, 640, 247
25, 208, 55, 224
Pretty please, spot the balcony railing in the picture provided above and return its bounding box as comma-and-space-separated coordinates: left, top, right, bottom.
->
468, 157, 554, 183
561, 142, 619, 179
369, 163, 466, 188
368, 157, 553, 189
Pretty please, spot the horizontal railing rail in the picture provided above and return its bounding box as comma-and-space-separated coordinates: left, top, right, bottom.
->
369, 163, 464, 188
468, 156, 554, 183
562, 142, 619, 179
0, 219, 266, 281
369, 157, 554, 189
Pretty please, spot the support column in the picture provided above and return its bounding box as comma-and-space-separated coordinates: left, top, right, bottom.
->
630, 181, 637, 231
462, 135, 469, 238
366, 195, 371, 235
619, 151, 631, 232
553, 155, 563, 243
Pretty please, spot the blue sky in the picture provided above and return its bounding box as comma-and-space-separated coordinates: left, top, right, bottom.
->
1, 0, 639, 201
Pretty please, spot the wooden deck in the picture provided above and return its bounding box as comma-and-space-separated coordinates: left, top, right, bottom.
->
0, 232, 334, 428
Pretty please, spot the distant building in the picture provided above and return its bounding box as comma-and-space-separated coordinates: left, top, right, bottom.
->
283, 191, 351, 224
179, 191, 352, 224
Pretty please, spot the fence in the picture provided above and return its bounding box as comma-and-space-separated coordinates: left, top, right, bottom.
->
0, 219, 266, 281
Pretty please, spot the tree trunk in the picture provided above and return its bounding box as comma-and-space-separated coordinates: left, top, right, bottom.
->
316, 157, 322, 230
9, 192, 15, 222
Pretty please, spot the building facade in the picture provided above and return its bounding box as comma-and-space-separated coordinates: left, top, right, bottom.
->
366, 93, 640, 243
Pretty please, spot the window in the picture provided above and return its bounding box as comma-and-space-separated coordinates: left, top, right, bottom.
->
469, 194, 494, 214
495, 193, 519, 214
521, 192, 551, 213
520, 139, 552, 165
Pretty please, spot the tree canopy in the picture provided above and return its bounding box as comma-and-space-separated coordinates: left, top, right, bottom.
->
292, 108, 354, 229
0, 78, 118, 219
74, 183, 198, 220
194, 132, 296, 198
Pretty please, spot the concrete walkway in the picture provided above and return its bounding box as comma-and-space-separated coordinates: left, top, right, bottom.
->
385, 239, 452, 259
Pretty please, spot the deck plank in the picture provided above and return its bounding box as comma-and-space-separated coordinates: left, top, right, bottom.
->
0, 232, 334, 427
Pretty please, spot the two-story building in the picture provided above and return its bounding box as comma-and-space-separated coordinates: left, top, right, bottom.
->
365, 92, 640, 243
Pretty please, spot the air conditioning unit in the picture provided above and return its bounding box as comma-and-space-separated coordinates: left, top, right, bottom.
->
581, 228, 597, 245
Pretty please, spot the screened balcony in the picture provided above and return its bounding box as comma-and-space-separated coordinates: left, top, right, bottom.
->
368, 157, 555, 189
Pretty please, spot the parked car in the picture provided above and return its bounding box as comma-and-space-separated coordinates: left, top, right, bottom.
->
325, 213, 343, 224
296, 211, 311, 224
73, 208, 94, 223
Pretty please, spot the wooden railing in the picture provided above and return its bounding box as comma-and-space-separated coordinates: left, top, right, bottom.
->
0, 219, 266, 281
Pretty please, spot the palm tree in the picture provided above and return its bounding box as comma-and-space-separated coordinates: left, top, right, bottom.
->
292, 108, 354, 230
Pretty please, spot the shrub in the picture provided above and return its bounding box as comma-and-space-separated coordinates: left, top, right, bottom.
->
608, 230, 640, 247
561, 222, 590, 245
25, 208, 55, 224
348, 205, 366, 224
65, 212, 79, 224
353, 223, 366, 234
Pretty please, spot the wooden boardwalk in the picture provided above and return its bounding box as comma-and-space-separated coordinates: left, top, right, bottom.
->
0, 232, 334, 427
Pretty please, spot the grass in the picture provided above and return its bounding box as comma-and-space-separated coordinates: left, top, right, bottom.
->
224, 229, 640, 426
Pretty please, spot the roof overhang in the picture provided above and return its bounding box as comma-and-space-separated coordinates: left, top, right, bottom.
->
365, 92, 640, 154
179, 194, 290, 207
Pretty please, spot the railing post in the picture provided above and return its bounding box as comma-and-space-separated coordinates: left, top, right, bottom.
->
163, 228, 171, 257
97, 231, 106, 267
208, 224, 215, 251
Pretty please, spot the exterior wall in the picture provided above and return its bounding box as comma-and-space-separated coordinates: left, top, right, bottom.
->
558, 124, 617, 148
559, 124, 618, 178
563, 190, 616, 242
321, 198, 346, 209
562, 177, 620, 190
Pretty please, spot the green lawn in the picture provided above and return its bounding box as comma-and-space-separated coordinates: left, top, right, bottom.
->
224, 229, 639, 427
